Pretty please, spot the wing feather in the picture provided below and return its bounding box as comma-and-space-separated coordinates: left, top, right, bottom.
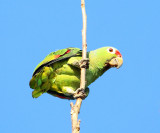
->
32, 48, 81, 76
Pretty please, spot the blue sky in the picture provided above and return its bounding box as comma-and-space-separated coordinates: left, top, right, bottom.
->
0, 0, 159, 133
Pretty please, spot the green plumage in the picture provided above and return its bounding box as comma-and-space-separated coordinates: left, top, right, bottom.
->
29, 47, 123, 99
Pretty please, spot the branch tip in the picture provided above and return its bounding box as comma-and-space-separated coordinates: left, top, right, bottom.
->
70, 102, 74, 108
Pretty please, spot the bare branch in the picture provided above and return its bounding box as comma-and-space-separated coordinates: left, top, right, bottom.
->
70, 99, 82, 133
70, 0, 87, 133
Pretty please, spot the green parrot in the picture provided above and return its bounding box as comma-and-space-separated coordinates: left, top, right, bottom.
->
29, 47, 123, 99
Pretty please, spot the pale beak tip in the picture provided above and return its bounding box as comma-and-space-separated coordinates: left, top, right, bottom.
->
116, 57, 123, 69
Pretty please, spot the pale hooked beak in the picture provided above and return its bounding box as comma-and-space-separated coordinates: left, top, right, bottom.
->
109, 57, 123, 68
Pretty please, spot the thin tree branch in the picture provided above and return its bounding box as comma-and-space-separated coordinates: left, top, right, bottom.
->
70, 99, 82, 133
70, 0, 87, 133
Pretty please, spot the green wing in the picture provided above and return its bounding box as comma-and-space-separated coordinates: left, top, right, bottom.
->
30, 47, 81, 98
32, 47, 81, 76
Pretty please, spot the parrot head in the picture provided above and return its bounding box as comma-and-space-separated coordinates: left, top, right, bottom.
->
106, 47, 123, 69
93, 47, 123, 70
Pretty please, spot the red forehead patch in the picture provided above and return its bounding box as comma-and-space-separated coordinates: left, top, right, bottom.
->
115, 50, 122, 57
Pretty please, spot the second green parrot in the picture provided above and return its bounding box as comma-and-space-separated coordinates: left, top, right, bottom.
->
29, 47, 123, 99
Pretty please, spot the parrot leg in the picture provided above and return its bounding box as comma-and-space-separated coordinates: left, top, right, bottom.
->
68, 57, 89, 69
79, 58, 89, 69
73, 88, 87, 99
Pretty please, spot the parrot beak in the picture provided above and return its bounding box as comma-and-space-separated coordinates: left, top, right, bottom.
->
109, 56, 123, 69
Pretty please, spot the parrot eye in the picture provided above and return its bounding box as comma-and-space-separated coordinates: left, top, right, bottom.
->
107, 48, 115, 54
109, 48, 113, 52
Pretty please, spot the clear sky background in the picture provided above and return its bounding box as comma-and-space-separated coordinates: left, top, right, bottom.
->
0, 0, 159, 133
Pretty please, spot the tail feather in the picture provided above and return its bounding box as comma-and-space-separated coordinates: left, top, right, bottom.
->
29, 66, 53, 98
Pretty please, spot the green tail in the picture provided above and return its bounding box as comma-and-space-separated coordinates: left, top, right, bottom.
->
29, 67, 53, 98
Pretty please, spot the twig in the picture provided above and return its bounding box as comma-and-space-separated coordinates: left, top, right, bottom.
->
70, 0, 87, 133
70, 99, 82, 133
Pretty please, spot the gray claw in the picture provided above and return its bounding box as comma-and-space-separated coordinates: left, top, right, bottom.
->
73, 88, 87, 99
79, 58, 89, 69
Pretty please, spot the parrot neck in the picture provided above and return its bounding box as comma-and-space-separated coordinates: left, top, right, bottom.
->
86, 50, 111, 85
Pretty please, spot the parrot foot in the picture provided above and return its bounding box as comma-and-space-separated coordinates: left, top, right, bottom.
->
79, 58, 89, 69
73, 88, 87, 99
